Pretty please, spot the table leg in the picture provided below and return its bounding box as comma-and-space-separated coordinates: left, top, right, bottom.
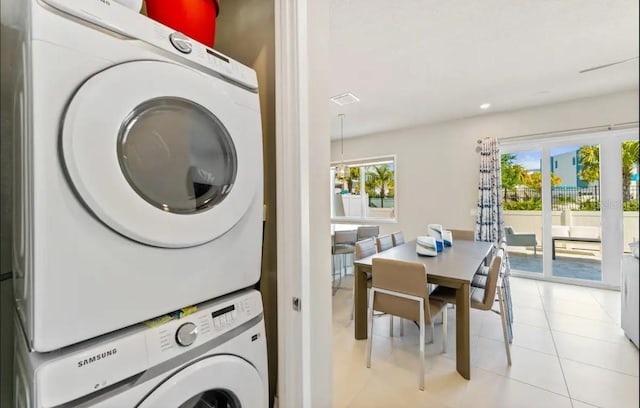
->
354, 265, 369, 340
552, 239, 556, 260
456, 282, 471, 380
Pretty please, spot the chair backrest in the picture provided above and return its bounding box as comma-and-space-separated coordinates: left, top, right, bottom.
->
391, 231, 405, 246
449, 229, 475, 241
504, 226, 515, 236
355, 238, 377, 260
357, 225, 380, 241
477, 249, 504, 310
371, 258, 432, 323
376, 234, 394, 252
334, 230, 357, 245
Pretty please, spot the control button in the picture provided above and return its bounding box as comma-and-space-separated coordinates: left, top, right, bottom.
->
213, 317, 221, 330
220, 315, 227, 326
175, 322, 198, 347
169, 32, 192, 54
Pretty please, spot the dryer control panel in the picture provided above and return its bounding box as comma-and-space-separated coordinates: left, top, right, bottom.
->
31, 289, 263, 408
40, 0, 259, 90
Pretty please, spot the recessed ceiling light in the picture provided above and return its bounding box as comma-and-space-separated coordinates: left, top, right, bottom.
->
330, 92, 360, 106
480, 103, 491, 109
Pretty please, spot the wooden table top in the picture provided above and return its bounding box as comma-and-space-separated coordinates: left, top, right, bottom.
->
354, 239, 494, 283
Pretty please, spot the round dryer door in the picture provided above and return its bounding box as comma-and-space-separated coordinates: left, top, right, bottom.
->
61, 60, 261, 248
137, 355, 266, 408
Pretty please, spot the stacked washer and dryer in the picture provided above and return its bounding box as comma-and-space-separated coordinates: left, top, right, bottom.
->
5, 0, 268, 406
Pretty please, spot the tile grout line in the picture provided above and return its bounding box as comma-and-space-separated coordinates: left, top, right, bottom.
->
535, 280, 576, 408
588, 289, 621, 326
471, 365, 575, 402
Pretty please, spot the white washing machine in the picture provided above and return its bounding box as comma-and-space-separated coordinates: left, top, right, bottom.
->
5, 0, 264, 352
15, 289, 268, 408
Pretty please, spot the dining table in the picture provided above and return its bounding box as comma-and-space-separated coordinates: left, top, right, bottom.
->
353, 239, 494, 380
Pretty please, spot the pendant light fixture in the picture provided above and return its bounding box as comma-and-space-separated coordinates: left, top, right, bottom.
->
336, 113, 348, 179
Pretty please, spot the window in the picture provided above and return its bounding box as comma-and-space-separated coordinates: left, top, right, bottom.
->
330, 156, 396, 221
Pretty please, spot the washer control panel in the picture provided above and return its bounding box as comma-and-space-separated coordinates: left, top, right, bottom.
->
30, 291, 262, 407
145, 290, 262, 365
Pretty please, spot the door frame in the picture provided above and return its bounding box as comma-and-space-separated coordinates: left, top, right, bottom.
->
501, 127, 638, 288
275, 0, 332, 407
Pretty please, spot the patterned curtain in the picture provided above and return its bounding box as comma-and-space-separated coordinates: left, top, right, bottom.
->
475, 137, 505, 243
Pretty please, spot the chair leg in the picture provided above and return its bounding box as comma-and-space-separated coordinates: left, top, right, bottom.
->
498, 287, 512, 365
442, 307, 447, 353
331, 254, 341, 296
350, 283, 355, 320
428, 321, 435, 344
366, 289, 375, 368
419, 299, 425, 391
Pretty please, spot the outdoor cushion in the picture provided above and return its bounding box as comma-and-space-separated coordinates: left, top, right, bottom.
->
569, 226, 600, 239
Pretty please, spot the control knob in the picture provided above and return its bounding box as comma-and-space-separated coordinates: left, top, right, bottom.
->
169, 32, 192, 54
175, 322, 198, 347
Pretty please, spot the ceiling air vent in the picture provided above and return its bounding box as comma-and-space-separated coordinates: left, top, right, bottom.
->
330, 92, 360, 106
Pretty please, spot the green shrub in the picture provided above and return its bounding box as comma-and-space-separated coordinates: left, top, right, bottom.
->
579, 201, 600, 211
556, 196, 576, 204
503, 199, 542, 211
624, 200, 639, 211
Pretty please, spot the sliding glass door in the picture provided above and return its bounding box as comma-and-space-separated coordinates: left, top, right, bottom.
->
501, 149, 543, 276
548, 144, 602, 281
621, 139, 640, 253
501, 128, 638, 288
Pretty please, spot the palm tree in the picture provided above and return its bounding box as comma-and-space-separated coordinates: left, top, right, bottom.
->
501, 154, 532, 201
344, 167, 360, 193
366, 164, 394, 208
622, 141, 640, 203
578, 145, 600, 185
579, 142, 639, 202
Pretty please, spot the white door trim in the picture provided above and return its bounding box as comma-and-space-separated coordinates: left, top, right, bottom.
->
275, 0, 332, 407
275, 0, 304, 404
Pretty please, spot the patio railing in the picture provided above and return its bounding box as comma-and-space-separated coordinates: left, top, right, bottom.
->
503, 185, 639, 211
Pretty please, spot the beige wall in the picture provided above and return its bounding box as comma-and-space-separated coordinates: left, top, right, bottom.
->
214, 2, 278, 405
331, 90, 640, 242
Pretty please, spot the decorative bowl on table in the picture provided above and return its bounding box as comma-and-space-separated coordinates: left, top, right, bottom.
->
416, 236, 438, 257
427, 224, 444, 252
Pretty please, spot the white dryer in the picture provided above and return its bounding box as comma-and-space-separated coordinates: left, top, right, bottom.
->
15, 289, 268, 408
6, 0, 264, 351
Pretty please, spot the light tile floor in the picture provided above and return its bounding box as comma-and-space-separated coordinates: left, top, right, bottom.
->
332, 275, 639, 408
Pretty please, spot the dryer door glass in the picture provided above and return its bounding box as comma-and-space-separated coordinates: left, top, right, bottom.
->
117, 97, 238, 214
179, 389, 240, 408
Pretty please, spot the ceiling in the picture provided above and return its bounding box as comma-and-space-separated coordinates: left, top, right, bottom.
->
329, 0, 640, 139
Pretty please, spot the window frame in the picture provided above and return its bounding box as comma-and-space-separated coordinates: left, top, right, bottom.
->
330, 154, 398, 223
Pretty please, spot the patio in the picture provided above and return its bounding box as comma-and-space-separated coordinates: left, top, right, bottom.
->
509, 252, 602, 281
508, 250, 602, 281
